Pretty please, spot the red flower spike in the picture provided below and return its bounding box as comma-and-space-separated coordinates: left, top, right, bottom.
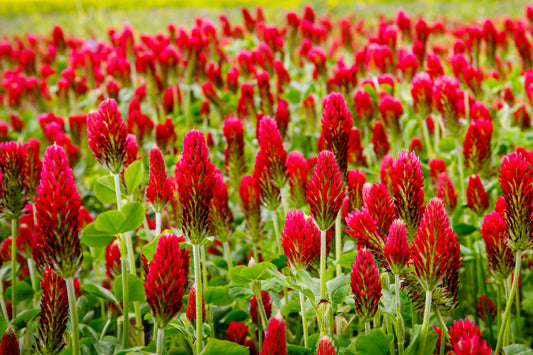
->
429, 159, 447, 188
257, 116, 287, 188
0, 141, 30, 220
481, 211, 515, 281
379, 95, 403, 137
391, 150, 424, 237
250, 291, 272, 327
321, 92, 353, 178
498, 152, 533, 251
411, 198, 457, 291
350, 249, 382, 322
23, 138, 41, 197
226, 321, 249, 345
347, 127, 366, 167
239, 175, 263, 240
306, 150, 345, 231
155, 117, 178, 154
437, 172, 457, 213
354, 89, 374, 125
317, 335, 336, 355
175, 130, 217, 244
209, 172, 233, 241
186, 284, 206, 324
371, 121, 390, 161
466, 175, 489, 216
380, 155, 394, 191
476, 294, 496, 323
223, 116, 247, 188
35, 267, 69, 355
346, 207, 386, 262
411, 72, 433, 118
286, 151, 308, 208
144, 233, 189, 327
87, 99, 128, 174
261, 312, 287, 355
105, 238, 121, 278
363, 182, 397, 237
463, 120, 493, 176
147, 146, 171, 213
35, 145, 82, 278
450, 333, 492, 355
434, 75, 460, 135
0, 327, 19, 355
254, 150, 281, 210
448, 318, 481, 348
384, 219, 410, 274
281, 209, 320, 271
346, 169, 366, 213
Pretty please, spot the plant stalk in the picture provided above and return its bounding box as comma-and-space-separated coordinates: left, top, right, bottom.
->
252, 281, 268, 330
454, 138, 466, 202
66, 277, 80, 355
271, 209, 282, 254
156, 326, 165, 355
365, 322, 371, 335
420, 290, 433, 354
192, 244, 204, 355
299, 291, 309, 347
394, 274, 404, 355
320, 229, 327, 300
155, 211, 162, 239
223, 241, 233, 270
10, 218, 19, 320
335, 212, 342, 276
121, 255, 129, 348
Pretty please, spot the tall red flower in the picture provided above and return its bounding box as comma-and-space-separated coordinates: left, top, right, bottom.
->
463, 120, 492, 176
281, 209, 320, 271
354, 89, 374, 125
350, 249, 382, 322
448, 318, 481, 348
0, 141, 30, 220
317, 335, 336, 355
0, 327, 19, 355
105, 238, 121, 278
437, 172, 457, 214
347, 127, 366, 167
35, 267, 69, 355
391, 150, 425, 237
371, 121, 390, 161
481, 211, 514, 281
144, 233, 189, 327
209, 172, 233, 241
363, 182, 397, 237
175, 130, 217, 244
476, 294, 496, 323
239, 175, 263, 241
87, 99, 128, 174
306, 151, 345, 231
345, 169, 366, 213
434, 75, 460, 135
35, 145, 82, 278
321, 92, 353, 178
261, 312, 287, 355
185, 284, 206, 323
379, 95, 403, 137
411, 198, 457, 291
226, 321, 258, 355
449, 333, 491, 355
147, 146, 172, 213
286, 151, 308, 208
411, 72, 433, 118
23, 138, 41, 196
257, 116, 287, 188
223, 116, 247, 188
466, 175, 489, 216
250, 291, 272, 327
384, 219, 410, 274
498, 152, 533, 251
429, 159, 446, 188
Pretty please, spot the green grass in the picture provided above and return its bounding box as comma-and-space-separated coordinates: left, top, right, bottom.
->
0, 0, 530, 38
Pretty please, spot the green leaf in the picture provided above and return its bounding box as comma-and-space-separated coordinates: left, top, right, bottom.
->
337, 251, 357, 269
94, 175, 124, 205
228, 262, 276, 285
201, 338, 248, 355
141, 234, 161, 263
222, 310, 249, 324
405, 325, 438, 355
114, 274, 146, 303
0, 315, 8, 335
124, 160, 144, 195
205, 286, 233, 306
287, 344, 313, 355
12, 309, 40, 328
228, 284, 254, 301
82, 282, 118, 305
80, 223, 116, 248
354, 329, 393, 355
286, 88, 301, 104
453, 223, 477, 237
120, 202, 145, 233
6, 281, 34, 302
328, 274, 350, 305
95, 211, 125, 234
503, 345, 533, 355
270, 254, 288, 270
438, 137, 456, 153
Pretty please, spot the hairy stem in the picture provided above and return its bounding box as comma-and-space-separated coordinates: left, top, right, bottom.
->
156, 326, 165, 355
10, 218, 19, 320
335, 212, 342, 276
394, 274, 405, 355
223, 241, 233, 270
252, 281, 268, 330
271, 209, 282, 254
192, 244, 204, 355
66, 277, 80, 355
121, 254, 129, 348
320, 229, 327, 300
420, 290, 433, 355
155, 211, 162, 240
299, 291, 309, 347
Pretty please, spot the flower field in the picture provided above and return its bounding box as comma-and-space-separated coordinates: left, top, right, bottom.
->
1, 2, 533, 355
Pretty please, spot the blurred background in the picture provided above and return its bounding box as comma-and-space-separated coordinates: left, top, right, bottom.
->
1, 0, 531, 37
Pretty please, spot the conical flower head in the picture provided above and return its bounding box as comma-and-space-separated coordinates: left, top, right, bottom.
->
450, 333, 491, 355
476, 294, 496, 323
0, 141, 30, 220
281, 209, 320, 271
105, 238, 121, 278
350, 249, 382, 322
261, 312, 287, 355
306, 151, 345, 231
437, 172, 457, 214
434, 75, 460, 135
23, 138, 41, 197
371, 121, 390, 161
257, 116, 287, 188
466, 175, 489, 216
317, 335, 336, 355
463, 120, 492, 177
185, 283, 206, 323
384, 219, 410, 274
209, 172, 233, 242
226, 321, 249, 345
448, 318, 481, 348
391, 150, 425, 238
321, 92, 353, 178
144, 233, 189, 327
0, 327, 19, 355
175, 130, 217, 244
363, 182, 397, 237
254, 150, 281, 211
35, 145, 82, 278
87, 99, 128, 174
481, 211, 514, 281
411, 72, 433, 117
345, 169, 366, 213
498, 152, 533, 251
147, 145, 172, 213
286, 151, 308, 208
411, 198, 457, 291
35, 266, 69, 355
239, 175, 263, 240
223, 116, 247, 188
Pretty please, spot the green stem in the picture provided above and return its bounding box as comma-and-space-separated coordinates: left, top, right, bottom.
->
271, 209, 282, 254
66, 277, 80, 355
201, 245, 214, 338
100, 318, 111, 340
192, 244, 204, 355
125, 232, 144, 345
156, 326, 165, 355
420, 290, 433, 355
299, 291, 309, 347
454, 138, 466, 203
113, 173, 122, 210
434, 115, 441, 154
320, 229, 327, 300
155, 211, 162, 240
394, 274, 404, 355
10, 218, 19, 320
515, 276, 521, 338
365, 322, 371, 335
280, 185, 289, 218
435, 309, 448, 355
420, 115, 434, 157
497, 283, 502, 330
121, 255, 129, 349
495, 252, 522, 354
335, 212, 342, 276
223, 241, 233, 270
27, 258, 38, 306
252, 281, 268, 330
